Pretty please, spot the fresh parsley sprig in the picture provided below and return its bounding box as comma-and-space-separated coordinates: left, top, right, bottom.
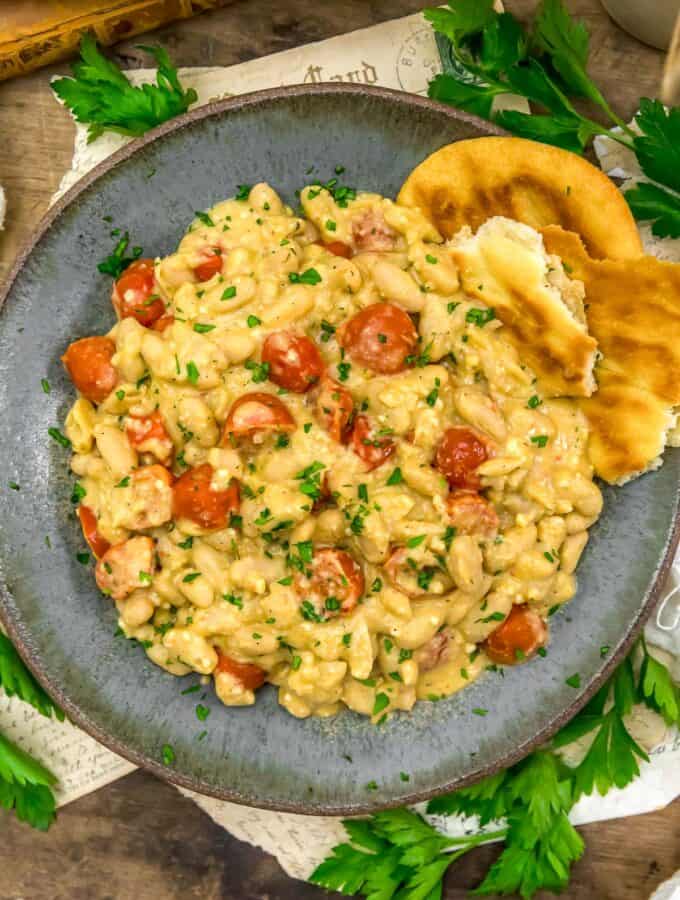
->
52, 34, 197, 144
0, 633, 61, 829
311, 639, 679, 899
425, 0, 680, 238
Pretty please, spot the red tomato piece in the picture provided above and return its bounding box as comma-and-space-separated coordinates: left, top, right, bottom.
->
338, 302, 418, 374
152, 314, 175, 332
295, 547, 364, 618
215, 653, 266, 691
194, 251, 223, 282
172, 463, 240, 530
62, 336, 118, 404
446, 490, 499, 538
349, 415, 395, 470
484, 605, 548, 665
95, 536, 154, 602
435, 427, 489, 491
352, 210, 397, 252
77, 505, 110, 559
126, 412, 174, 463
112, 259, 165, 327
315, 239, 353, 259
314, 376, 354, 442
261, 331, 325, 392
222, 392, 295, 442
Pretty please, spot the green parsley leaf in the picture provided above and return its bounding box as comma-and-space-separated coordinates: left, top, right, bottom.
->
289, 268, 322, 286
465, 307, 496, 327
193, 323, 215, 334
223, 593, 244, 609
0, 633, 64, 721
48, 427, 71, 449
186, 361, 199, 384
40, 378, 51, 394
244, 359, 270, 383
195, 704, 210, 722
386, 467, 403, 486
625, 181, 680, 239
194, 210, 214, 227
161, 744, 175, 765
221, 285, 237, 300
531, 434, 549, 447
52, 35, 197, 143
235, 184, 252, 201
247, 314, 261, 327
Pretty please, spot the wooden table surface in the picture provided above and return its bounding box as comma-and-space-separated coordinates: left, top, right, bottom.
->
0, 1, 678, 898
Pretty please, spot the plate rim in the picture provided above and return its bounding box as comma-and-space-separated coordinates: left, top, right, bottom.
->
0, 82, 677, 815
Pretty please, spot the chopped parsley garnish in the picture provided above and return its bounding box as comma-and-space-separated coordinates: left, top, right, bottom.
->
600, 645, 610, 657
181, 684, 200, 695
319, 320, 336, 343
531, 435, 549, 448
325, 220, 337, 231
223, 593, 244, 609
425, 253, 438, 264
96, 231, 143, 278
325, 597, 341, 612
194, 210, 214, 227
565, 673, 581, 688
275, 433, 290, 449
371, 577, 382, 593
245, 359, 270, 383
182, 572, 201, 583
300, 600, 323, 622
235, 184, 252, 201
447, 301, 460, 314
247, 314, 261, 327
221, 286, 237, 300
426, 377, 441, 407
373, 693, 389, 717
161, 744, 175, 765
398, 648, 413, 664
295, 461, 326, 501
186, 361, 200, 384
138, 571, 152, 584
76, 552, 90, 565
289, 268, 322, 286
178, 536, 193, 550
466, 307, 496, 327
71, 482, 86, 504
406, 341, 433, 368
296, 540, 314, 563
472, 707, 488, 717
193, 323, 215, 334
278, 575, 294, 586
254, 508, 272, 526
337, 361, 351, 382
386, 467, 403, 486
527, 394, 542, 409
544, 551, 555, 563
48, 427, 71, 449
342, 634, 352, 647
41, 378, 51, 394
406, 534, 426, 549
195, 703, 210, 721
291, 655, 302, 671
114, 476, 130, 488
442, 525, 456, 551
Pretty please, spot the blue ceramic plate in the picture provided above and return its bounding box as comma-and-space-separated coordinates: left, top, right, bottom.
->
0, 84, 678, 814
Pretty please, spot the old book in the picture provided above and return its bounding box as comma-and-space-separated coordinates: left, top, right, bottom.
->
0, 0, 235, 82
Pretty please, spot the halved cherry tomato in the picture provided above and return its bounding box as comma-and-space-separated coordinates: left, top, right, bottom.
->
215, 653, 266, 691
435, 427, 489, 491
152, 314, 175, 332
352, 210, 397, 252
112, 258, 165, 327
338, 302, 418, 374
77, 505, 110, 559
484, 605, 547, 665
314, 376, 354, 442
446, 490, 499, 538
350, 415, 395, 470
95, 536, 154, 602
222, 392, 295, 442
172, 463, 240, 530
315, 239, 353, 259
295, 547, 364, 617
62, 336, 118, 404
126, 412, 174, 463
261, 331, 325, 392
194, 251, 223, 282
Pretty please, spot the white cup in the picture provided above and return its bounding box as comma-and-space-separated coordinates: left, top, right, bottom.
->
601, 0, 680, 49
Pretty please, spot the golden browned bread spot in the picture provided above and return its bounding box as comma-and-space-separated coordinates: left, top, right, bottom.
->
449, 217, 598, 398
543, 226, 680, 483
398, 137, 643, 262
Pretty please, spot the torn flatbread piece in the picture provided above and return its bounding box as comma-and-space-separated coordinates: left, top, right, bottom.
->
398, 137, 643, 261
542, 225, 680, 483
449, 217, 598, 398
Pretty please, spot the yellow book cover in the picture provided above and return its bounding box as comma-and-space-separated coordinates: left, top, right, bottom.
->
0, 1, 234, 81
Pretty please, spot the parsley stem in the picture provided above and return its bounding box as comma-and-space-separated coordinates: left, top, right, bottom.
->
442, 828, 508, 849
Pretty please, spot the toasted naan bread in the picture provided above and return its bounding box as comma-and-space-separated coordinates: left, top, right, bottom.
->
449, 217, 598, 397
543, 226, 680, 483
399, 137, 643, 261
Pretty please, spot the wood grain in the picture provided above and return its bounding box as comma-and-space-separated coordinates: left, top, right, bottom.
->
0, 1, 678, 898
